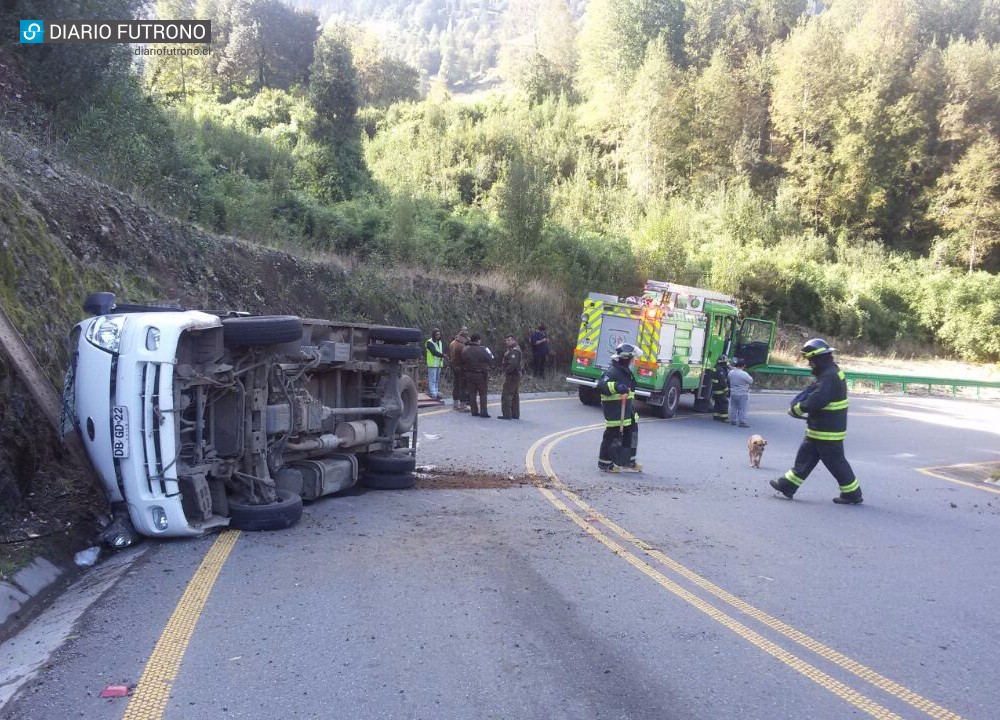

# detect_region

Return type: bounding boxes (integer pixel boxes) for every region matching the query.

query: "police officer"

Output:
[597,343,642,473]
[770,338,864,505]
[424,328,446,401]
[448,329,470,412]
[711,354,730,423]
[461,333,494,418]
[498,334,522,420]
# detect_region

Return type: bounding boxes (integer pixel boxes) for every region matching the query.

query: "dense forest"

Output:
[4,0,1000,360]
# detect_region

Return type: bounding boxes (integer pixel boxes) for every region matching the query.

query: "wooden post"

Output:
[0,303,103,491]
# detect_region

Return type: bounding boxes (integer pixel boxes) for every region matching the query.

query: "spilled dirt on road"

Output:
[414,468,547,490]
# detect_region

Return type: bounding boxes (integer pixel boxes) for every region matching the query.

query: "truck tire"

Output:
[222,316,303,347]
[397,374,418,433]
[228,489,303,531]
[362,470,416,490]
[655,376,682,419]
[369,326,422,344]
[368,343,422,361]
[578,386,600,406]
[367,450,417,474]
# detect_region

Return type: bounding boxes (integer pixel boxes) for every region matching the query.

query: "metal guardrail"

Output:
[757,364,1000,400]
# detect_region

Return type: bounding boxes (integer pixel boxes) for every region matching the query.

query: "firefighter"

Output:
[597,342,642,473]
[770,338,864,505]
[498,334,522,420]
[711,355,730,422]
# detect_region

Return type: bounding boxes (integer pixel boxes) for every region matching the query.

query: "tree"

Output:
[938,39,1000,159]
[489,148,551,281]
[216,0,318,95]
[4,0,143,112]
[147,0,216,99]
[499,0,577,98]
[929,137,1000,272]
[621,39,695,197]
[343,27,421,107]
[301,26,368,201]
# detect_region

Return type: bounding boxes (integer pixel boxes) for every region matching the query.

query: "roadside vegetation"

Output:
[6,0,1000,373]
[5,0,1000,362]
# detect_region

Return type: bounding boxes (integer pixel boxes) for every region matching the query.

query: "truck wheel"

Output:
[397,375,418,433]
[362,470,416,490]
[367,450,417,474]
[222,316,303,347]
[369,326,422,344]
[228,489,303,531]
[368,343,422,361]
[656,376,682,419]
[578,386,600,406]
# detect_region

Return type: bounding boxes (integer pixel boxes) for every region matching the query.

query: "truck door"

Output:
[596,314,641,369]
[708,314,734,364]
[734,318,775,368]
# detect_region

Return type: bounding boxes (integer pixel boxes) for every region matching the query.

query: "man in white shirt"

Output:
[728,358,754,427]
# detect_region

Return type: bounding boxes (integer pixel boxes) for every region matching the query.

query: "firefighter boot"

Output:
[833,491,864,505]
[769,477,796,500]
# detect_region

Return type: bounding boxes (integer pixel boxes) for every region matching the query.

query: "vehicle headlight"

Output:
[85,315,127,353]
[145,327,161,351]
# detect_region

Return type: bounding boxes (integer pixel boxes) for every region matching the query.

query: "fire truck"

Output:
[566,281,775,417]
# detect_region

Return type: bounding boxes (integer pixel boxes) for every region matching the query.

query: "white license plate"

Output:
[112,406,130,458]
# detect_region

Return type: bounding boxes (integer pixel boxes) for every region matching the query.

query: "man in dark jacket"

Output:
[498,334,522,420]
[461,334,494,417]
[597,343,642,473]
[448,329,470,412]
[770,338,863,505]
[711,355,730,422]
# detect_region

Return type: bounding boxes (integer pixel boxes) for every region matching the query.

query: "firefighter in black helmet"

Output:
[770,338,864,505]
[596,342,642,473]
[711,354,731,422]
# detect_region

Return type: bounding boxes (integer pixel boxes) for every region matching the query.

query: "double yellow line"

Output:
[526,423,964,720]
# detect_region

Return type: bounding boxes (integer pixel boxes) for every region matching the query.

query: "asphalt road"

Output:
[2,390,999,720]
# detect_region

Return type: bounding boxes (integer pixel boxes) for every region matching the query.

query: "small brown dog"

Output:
[748,434,767,468]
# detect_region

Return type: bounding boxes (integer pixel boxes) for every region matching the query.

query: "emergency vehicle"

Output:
[566,281,775,417]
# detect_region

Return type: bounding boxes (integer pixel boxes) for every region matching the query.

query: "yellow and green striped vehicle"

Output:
[566,281,775,418]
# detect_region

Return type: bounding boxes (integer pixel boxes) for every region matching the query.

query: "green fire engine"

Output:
[566,281,775,417]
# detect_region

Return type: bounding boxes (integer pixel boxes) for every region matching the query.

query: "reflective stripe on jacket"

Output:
[790,361,848,441]
[597,363,638,427]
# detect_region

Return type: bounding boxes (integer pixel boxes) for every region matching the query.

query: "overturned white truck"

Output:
[65,292,420,546]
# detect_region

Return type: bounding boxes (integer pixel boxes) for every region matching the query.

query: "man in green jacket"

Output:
[424,328,446,401]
